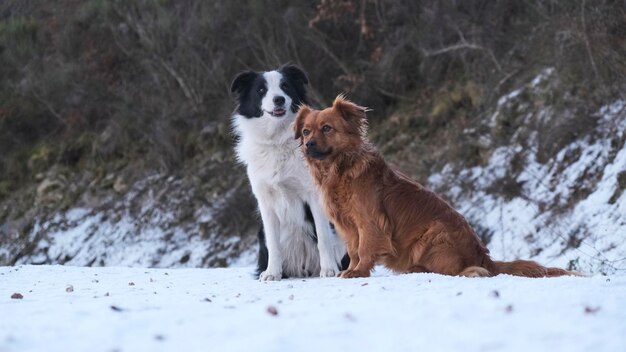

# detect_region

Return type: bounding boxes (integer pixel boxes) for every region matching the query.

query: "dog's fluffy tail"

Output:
[491,260,582,278]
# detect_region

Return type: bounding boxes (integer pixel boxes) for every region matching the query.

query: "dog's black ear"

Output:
[279,64,309,86]
[332,94,369,136]
[230,71,258,95]
[280,64,309,110]
[294,105,311,140]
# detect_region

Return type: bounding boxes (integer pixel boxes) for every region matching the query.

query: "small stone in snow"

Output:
[288,294,294,300]
[505,305,514,313]
[110,305,124,312]
[154,334,165,341]
[104,292,110,297]
[491,290,500,298]
[361,283,369,286]
[66,285,74,293]
[456,292,463,296]
[128,282,135,286]
[267,305,278,316]
[11,293,23,299]
[584,306,601,314]
[204,298,212,302]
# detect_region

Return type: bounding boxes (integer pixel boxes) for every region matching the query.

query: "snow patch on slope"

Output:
[429,98,626,274]
[17,174,257,268]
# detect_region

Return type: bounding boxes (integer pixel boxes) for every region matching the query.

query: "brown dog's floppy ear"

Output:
[294,105,311,140]
[332,94,369,136]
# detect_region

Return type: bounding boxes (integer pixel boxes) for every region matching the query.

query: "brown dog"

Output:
[294,95,579,278]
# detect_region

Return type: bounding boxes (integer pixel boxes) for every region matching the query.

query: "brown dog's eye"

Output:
[302,129,310,136]
[321,125,332,133]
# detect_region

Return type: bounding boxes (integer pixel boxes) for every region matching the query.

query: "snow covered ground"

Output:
[2,265,625,352]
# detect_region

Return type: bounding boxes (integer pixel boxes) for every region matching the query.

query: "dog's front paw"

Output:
[319,267,339,278]
[338,269,370,279]
[259,271,282,282]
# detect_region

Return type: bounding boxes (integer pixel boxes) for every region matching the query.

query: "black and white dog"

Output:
[230,64,348,281]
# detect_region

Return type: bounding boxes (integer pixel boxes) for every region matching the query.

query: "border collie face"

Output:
[230,64,309,120]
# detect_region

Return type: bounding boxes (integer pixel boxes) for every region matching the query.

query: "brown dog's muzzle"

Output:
[305,140,332,160]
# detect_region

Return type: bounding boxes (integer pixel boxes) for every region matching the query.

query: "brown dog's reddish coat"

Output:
[295,95,579,278]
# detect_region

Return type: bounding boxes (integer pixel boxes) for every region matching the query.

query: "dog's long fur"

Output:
[294,95,580,278]
[230,65,347,281]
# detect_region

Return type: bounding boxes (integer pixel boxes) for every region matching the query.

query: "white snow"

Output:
[429,99,626,275]
[1,265,624,352]
[13,170,256,269]
[29,209,216,268]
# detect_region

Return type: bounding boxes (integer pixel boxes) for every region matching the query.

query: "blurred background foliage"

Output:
[0,0,624,211]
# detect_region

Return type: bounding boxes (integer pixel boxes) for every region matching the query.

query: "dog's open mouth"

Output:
[266,108,286,117]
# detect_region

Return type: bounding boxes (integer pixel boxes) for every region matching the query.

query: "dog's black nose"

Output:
[273,96,285,106]
[306,140,316,148]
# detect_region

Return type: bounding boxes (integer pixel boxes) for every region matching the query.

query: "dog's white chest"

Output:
[238,139,302,178]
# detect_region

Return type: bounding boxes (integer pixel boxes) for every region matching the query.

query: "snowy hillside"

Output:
[2,169,258,269]
[428,71,626,275]
[1,265,625,352]
[6,69,624,276]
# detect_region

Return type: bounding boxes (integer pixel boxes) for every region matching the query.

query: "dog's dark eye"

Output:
[258,87,266,95]
[302,129,310,136]
[280,82,288,90]
[321,125,332,133]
